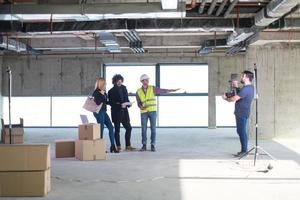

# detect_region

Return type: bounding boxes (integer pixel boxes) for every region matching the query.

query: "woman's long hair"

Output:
[95,77,106,91]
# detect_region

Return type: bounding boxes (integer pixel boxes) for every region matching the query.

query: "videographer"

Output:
[222,71,255,157]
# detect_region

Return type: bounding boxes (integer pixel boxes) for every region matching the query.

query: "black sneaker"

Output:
[234,151,246,157]
[151,145,156,152]
[139,145,146,151]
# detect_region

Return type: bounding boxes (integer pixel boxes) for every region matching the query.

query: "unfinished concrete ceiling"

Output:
[0,0,299,55]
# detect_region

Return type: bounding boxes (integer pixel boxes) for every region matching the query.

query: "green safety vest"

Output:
[137,85,157,113]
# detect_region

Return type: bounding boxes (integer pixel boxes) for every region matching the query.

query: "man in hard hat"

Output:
[136,74,179,152]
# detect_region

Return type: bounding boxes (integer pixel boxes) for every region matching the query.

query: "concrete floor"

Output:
[2,128,300,200]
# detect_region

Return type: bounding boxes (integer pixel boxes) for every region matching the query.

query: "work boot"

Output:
[125,146,136,151]
[139,145,146,151]
[151,145,156,152]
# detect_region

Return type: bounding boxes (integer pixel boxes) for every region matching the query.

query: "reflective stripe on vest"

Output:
[137,85,157,113]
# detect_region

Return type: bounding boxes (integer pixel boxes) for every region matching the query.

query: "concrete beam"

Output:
[27,35,226,48]
[250,31,300,45]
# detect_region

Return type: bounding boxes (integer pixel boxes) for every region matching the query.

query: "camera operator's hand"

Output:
[222,93,227,100]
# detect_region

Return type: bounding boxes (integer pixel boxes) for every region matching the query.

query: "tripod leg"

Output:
[254,146,258,166]
[257,146,276,161]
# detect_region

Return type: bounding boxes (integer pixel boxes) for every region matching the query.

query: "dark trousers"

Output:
[114,121,132,147]
[235,116,249,152]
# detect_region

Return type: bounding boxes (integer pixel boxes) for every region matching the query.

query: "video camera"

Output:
[225,73,240,98]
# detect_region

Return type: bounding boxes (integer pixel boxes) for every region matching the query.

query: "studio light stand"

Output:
[6,67,12,144]
[238,64,276,166]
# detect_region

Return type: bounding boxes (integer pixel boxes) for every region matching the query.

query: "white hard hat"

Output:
[140,74,150,81]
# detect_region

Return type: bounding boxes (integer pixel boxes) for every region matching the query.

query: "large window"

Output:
[105,64,156,94]
[52,97,96,126]
[105,64,156,126]
[105,63,208,127]
[2,97,51,126]
[158,96,208,126]
[216,96,235,126]
[160,64,208,93]
[2,96,96,127]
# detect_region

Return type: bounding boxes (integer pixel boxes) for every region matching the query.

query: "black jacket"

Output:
[108,85,130,123]
[92,89,108,112]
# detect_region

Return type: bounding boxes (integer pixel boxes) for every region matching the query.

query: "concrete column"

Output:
[206,57,219,129]
[273,45,300,137]
[246,46,276,139]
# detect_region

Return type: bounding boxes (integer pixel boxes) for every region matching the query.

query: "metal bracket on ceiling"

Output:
[80,0,87,15]
[123,30,145,54]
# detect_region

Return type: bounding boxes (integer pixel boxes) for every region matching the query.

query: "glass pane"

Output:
[52,97,97,126]
[158,96,208,126]
[2,97,51,126]
[216,96,235,126]
[160,64,208,93]
[105,65,156,94]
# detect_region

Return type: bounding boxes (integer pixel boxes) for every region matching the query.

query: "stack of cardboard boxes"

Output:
[55,123,106,161]
[0,144,51,197]
[76,123,106,161]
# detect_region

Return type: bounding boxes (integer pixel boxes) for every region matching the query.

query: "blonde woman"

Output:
[93,77,119,153]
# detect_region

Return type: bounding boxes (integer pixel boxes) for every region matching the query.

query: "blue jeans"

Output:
[141,111,157,145]
[93,111,115,146]
[235,116,249,152]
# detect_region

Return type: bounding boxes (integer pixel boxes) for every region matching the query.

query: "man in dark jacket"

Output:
[108,74,135,151]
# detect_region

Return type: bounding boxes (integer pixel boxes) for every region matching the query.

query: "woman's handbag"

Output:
[82,96,103,113]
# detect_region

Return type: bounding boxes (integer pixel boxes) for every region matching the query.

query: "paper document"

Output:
[121,101,135,108]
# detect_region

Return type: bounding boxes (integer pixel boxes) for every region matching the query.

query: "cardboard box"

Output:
[2,127,24,144]
[55,140,75,158]
[75,139,106,161]
[0,169,51,197]
[0,144,50,171]
[3,128,24,144]
[78,124,100,140]
[1,118,24,144]
[4,134,23,144]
